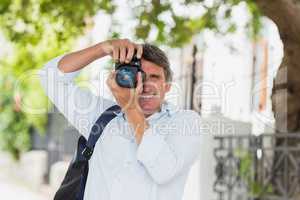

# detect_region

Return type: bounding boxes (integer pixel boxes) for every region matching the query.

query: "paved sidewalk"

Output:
[0,151,54,200]
[0,176,52,200]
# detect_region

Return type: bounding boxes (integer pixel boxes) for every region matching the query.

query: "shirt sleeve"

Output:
[38,54,115,138]
[136,110,203,185]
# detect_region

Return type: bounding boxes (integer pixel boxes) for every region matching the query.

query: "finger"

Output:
[136,72,143,94]
[136,44,143,59]
[119,46,126,63]
[125,44,135,63]
[106,72,113,86]
[113,47,120,63]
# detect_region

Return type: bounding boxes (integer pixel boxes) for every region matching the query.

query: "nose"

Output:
[143,80,159,94]
[143,82,151,93]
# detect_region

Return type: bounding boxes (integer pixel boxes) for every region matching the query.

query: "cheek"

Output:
[156,81,166,93]
[158,83,169,98]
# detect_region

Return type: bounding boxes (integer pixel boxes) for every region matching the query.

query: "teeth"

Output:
[140,95,157,99]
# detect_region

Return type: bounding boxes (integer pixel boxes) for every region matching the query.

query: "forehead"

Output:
[141,59,164,75]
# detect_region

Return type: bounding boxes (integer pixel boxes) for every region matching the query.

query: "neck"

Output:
[142,106,162,119]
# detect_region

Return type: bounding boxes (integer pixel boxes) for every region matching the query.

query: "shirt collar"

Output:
[116,101,177,121]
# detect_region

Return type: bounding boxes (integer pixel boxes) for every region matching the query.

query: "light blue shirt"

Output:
[39,55,203,200]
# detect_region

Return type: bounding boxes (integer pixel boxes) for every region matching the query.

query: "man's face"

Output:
[138,59,171,117]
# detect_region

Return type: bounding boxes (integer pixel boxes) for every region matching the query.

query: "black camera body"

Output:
[115,55,146,88]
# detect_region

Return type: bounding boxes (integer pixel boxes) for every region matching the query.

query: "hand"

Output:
[107,70,149,144]
[106,70,143,112]
[100,39,143,63]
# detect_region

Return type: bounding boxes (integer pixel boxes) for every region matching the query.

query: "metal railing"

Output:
[214,133,300,200]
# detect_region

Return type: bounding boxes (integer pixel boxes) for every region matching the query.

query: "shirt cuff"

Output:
[136,127,167,167]
[43,54,80,83]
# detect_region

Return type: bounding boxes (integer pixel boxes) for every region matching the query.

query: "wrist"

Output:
[124,108,149,144]
[125,108,146,128]
[93,41,111,59]
[124,107,144,120]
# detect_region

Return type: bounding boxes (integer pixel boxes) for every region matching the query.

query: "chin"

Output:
[141,105,156,113]
[142,110,155,117]
[140,101,160,115]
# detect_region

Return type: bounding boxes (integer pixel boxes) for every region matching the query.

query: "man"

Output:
[39,39,203,200]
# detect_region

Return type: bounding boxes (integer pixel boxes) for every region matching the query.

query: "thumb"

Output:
[136,72,143,94]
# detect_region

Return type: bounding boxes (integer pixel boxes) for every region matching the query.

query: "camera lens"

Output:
[116,67,137,88]
[114,53,142,88]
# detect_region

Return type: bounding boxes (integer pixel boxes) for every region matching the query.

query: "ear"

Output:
[164,83,171,93]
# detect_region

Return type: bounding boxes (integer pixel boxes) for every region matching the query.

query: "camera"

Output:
[115,54,146,88]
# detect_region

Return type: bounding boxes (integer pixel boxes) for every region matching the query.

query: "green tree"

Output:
[0,0,115,159]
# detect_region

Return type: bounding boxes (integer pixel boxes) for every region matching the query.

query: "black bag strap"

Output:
[81,104,121,160]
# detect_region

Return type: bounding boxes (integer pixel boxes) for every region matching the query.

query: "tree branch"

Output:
[255,0,300,42]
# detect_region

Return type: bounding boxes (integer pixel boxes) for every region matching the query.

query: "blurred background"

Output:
[0,0,299,200]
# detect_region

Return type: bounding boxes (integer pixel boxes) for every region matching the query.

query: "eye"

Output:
[149,74,161,80]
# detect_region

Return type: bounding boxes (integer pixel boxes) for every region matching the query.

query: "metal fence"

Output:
[214,133,300,200]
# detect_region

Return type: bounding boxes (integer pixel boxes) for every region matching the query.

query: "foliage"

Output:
[0,75,30,160]
[133,0,262,47]
[234,149,273,198]
[0,0,115,159]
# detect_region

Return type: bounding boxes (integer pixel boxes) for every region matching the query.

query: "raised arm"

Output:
[39,39,143,138]
[57,41,109,73]
[58,39,142,73]
[38,56,113,138]
[39,39,140,138]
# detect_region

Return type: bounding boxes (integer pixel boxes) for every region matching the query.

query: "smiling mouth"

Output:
[139,93,159,99]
